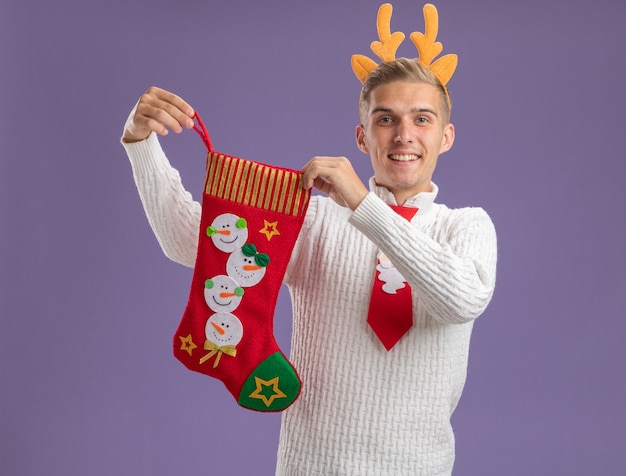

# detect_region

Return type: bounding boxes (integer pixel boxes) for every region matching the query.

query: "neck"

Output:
[392,184,432,206]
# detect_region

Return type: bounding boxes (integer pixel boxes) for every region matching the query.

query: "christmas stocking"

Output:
[173,113,310,412]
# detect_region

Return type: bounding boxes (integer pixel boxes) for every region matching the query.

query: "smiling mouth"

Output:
[388,154,421,162]
[210,333,231,344]
[212,296,232,307]
[219,236,239,244]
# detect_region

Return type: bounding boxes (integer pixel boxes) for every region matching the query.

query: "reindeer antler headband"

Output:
[351,3,457,107]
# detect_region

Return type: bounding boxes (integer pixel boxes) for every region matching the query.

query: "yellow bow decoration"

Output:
[200,340,237,368]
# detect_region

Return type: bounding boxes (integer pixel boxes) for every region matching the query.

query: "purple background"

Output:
[2,0,625,474]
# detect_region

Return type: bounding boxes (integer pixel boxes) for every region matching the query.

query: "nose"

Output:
[394,120,414,144]
[211,321,226,335]
[217,229,231,235]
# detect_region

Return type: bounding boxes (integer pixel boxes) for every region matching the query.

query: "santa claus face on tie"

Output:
[376,250,407,294]
[204,275,244,313]
[207,213,248,253]
[205,312,244,347]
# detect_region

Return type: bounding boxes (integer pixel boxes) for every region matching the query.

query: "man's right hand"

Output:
[121,86,196,143]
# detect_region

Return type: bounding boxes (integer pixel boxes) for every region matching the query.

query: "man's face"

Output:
[356,81,455,205]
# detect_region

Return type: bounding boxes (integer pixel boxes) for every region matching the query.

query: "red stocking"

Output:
[173,114,311,411]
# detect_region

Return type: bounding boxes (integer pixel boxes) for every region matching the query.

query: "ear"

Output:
[355,124,369,154]
[439,122,455,155]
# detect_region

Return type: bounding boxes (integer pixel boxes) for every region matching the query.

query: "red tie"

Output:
[367,205,418,350]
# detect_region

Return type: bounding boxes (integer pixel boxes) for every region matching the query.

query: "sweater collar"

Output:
[368,177,438,215]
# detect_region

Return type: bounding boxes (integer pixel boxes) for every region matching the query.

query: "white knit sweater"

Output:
[124,133,497,475]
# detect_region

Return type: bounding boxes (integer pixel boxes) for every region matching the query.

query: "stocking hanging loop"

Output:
[193,111,214,152]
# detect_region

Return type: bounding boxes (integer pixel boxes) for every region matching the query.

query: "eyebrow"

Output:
[370,106,438,117]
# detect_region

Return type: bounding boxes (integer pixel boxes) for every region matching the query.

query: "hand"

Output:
[122,86,195,143]
[301,156,368,210]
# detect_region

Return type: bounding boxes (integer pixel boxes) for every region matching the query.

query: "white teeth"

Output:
[389,154,420,162]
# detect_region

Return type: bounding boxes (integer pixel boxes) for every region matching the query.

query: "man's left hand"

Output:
[301,156,368,210]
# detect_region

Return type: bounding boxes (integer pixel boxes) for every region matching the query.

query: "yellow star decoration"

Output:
[248,376,287,407]
[259,220,280,241]
[179,334,197,356]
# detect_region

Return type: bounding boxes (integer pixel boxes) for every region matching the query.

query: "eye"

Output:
[416,116,429,124]
[376,116,393,125]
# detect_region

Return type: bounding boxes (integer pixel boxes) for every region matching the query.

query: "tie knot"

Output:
[390,205,419,221]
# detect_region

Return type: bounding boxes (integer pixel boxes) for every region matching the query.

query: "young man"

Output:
[122,58,497,474]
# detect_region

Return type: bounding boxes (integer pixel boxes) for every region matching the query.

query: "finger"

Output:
[302,164,330,190]
[301,159,321,190]
[301,170,316,190]
[145,86,195,118]
[313,177,331,194]
[136,88,195,133]
[135,104,181,134]
[138,98,194,133]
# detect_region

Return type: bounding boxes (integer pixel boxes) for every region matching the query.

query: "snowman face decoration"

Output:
[205,312,244,347]
[204,275,244,313]
[226,243,269,287]
[206,213,248,253]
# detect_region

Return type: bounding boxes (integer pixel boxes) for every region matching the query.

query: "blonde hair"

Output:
[358,58,451,125]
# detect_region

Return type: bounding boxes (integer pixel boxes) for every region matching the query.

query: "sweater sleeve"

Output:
[349,192,497,325]
[122,133,201,268]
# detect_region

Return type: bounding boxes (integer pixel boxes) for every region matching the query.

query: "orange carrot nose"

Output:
[217,229,231,235]
[211,321,226,335]
[219,292,236,298]
[243,265,261,271]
